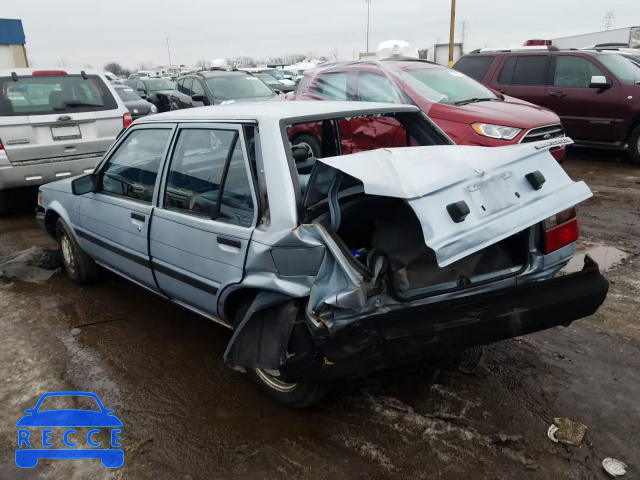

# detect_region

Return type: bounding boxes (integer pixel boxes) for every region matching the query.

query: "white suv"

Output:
[0,68,131,213]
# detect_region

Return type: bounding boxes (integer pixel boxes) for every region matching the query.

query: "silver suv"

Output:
[0,69,131,213]
[35,101,608,407]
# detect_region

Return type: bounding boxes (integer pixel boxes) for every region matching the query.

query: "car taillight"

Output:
[0,138,3,150]
[188,194,196,211]
[544,208,579,254]
[32,70,67,76]
[123,113,133,128]
[524,39,551,46]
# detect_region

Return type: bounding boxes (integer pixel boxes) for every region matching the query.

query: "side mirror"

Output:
[589,75,610,89]
[191,94,205,102]
[72,173,98,195]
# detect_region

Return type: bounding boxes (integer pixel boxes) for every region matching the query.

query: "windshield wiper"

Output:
[454,97,501,106]
[54,100,103,110]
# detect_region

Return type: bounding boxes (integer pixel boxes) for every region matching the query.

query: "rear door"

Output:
[150,123,257,320]
[77,125,175,291]
[0,73,122,164]
[490,54,550,105]
[544,54,622,141]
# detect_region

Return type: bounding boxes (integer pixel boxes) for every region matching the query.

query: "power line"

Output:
[601,11,615,31]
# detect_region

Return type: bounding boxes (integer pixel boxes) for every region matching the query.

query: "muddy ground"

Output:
[0,149,638,479]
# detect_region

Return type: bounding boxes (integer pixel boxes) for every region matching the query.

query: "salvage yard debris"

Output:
[602,457,628,477]
[547,417,587,446]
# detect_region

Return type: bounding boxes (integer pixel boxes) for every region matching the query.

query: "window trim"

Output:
[95,123,177,207]
[157,122,259,229]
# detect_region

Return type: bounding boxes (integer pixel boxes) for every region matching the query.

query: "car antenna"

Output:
[81,70,88,79]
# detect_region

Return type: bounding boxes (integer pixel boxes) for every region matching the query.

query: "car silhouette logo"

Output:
[15,391,123,468]
[543,133,552,140]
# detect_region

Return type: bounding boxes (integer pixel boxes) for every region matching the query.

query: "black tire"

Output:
[629,125,640,165]
[292,134,321,158]
[0,191,9,216]
[236,304,331,408]
[56,218,98,284]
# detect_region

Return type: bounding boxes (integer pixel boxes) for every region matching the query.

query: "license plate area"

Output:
[51,125,81,140]
[467,172,519,218]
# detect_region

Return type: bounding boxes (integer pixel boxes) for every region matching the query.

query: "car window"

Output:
[553,56,604,88]
[176,79,185,94]
[453,56,495,81]
[37,395,101,412]
[311,72,349,100]
[182,78,193,96]
[398,67,496,105]
[192,79,205,96]
[597,53,640,83]
[357,72,401,103]
[100,129,171,204]
[0,74,118,116]
[499,56,547,85]
[164,129,254,227]
[142,78,175,91]
[204,76,274,101]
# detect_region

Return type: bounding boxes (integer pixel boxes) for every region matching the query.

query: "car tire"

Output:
[56,218,98,285]
[0,191,9,215]
[235,303,330,408]
[292,134,321,158]
[629,125,640,165]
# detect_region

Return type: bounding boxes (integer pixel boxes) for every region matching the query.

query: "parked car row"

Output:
[454,46,640,164]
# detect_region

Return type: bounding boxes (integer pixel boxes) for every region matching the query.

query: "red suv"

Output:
[292,59,566,161]
[454,47,640,164]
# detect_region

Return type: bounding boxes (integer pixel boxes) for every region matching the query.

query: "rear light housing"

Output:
[123,113,133,128]
[0,137,3,150]
[543,208,579,254]
[32,70,67,76]
[524,39,552,46]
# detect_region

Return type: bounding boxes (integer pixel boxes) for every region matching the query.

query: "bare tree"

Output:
[196,58,210,70]
[417,49,429,60]
[104,61,127,76]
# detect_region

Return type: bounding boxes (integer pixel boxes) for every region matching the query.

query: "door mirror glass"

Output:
[589,75,610,88]
[72,173,97,195]
[191,94,205,102]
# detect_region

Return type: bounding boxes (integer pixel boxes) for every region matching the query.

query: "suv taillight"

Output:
[543,208,578,254]
[123,113,133,128]
[32,70,67,76]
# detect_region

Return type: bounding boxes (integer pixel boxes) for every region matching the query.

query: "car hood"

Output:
[306,137,590,267]
[429,97,560,129]
[16,410,123,427]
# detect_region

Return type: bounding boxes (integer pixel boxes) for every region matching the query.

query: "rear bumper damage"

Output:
[280,256,608,382]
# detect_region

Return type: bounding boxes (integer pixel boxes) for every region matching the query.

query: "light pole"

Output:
[365,0,371,54]
[166,37,172,66]
[448,0,456,67]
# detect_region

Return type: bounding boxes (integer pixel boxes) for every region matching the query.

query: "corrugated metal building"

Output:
[0,18,28,68]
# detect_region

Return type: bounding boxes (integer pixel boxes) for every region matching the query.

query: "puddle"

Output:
[563,245,628,274]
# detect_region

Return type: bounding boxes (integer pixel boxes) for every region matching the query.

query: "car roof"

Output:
[0,68,106,76]
[309,59,441,73]
[137,101,420,123]
[187,70,252,78]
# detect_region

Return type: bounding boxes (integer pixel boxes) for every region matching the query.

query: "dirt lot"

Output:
[1,150,638,479]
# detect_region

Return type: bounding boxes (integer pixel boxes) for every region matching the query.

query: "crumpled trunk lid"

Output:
[311,138,589,267]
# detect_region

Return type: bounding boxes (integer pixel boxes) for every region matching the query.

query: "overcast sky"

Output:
[4,0,639,69]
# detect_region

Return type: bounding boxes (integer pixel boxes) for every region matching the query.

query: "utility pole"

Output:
[166,37,172,66]
[448,0,456,67]
[365,0,372,53]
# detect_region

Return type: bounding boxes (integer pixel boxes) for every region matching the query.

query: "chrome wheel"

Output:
[254,368,298,393]
[61,233,75,274]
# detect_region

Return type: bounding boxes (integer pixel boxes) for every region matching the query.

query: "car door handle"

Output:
[131,212,145,222]
[548,91,566,97]
[217,236,241,249]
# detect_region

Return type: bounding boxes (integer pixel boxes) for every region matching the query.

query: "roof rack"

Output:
[471,46,559,54]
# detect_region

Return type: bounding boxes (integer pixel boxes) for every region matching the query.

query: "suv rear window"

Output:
[498,56,548,85]
[0,74,118,116]
[453,56,495,81]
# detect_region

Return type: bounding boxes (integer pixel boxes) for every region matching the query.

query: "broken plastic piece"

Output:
[446,201,470,223]
[525,170,546,190]
[547,417,587,446]
[602,458,627,477]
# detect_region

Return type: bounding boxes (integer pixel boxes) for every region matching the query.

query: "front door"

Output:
[77,125,174,291]
[544,55,622,142]
[150,124,257,320]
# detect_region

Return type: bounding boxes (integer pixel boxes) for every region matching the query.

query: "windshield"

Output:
[0,74,117,116]
[399,67,499,105]
[205,76,274,100]
[262,69,284,80]
[598,53,640,83]
[256,74,280,86]
[116,87,142,101]
[143,78,175,91]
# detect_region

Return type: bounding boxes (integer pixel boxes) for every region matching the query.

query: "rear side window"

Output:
[356,72,401,103]
[453,56,495,81]
[0,74,118,116]
[498,56,548,85]
[100,129,172,204]
[164,129,254,227]
[310,72,349,100]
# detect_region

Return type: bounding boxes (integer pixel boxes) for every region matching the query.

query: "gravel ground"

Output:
[0,150,638,479]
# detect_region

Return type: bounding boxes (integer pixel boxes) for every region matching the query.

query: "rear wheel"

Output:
[0,191,9,215]
[629,126,640,165]
[56,218,98,284]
